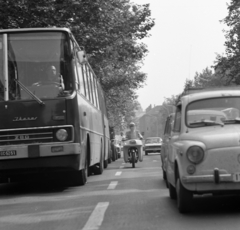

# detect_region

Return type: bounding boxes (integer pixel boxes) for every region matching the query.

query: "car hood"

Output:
[181,125,240,149]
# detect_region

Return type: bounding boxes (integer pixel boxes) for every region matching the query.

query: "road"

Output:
[1,153,240,230]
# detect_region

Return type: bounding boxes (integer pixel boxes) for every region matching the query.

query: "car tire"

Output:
[176,177,192,213]
[168,181,177,200]
[145,151,148,155]
[104,159,108,169]
[108,156,112,164]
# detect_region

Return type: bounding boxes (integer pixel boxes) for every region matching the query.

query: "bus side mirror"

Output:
[77,50,87,64]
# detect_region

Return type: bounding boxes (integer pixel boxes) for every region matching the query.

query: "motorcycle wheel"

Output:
[131,151,135,168]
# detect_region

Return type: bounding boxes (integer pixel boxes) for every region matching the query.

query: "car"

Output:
[161,113,175,182]
[143,137,162,155]
[165,87,240,213]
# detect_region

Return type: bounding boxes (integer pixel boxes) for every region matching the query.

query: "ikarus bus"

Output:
[0,28,111,186]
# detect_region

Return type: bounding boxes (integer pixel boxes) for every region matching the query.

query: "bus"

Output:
[0,27,111,186]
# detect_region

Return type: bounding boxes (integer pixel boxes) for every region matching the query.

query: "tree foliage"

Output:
[0,0,155,130]
[214,0,240,85]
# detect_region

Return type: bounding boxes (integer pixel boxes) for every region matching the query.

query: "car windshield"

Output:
[145,138,161,144]
[186,97,240,128]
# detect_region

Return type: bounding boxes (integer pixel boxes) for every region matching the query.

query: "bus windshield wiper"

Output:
[14,79,45,105]
[190,119,224,127]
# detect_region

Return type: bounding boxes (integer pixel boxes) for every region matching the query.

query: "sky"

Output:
[133,0,230,110]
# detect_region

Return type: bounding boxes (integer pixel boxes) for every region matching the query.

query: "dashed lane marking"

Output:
[82,202,109,230]
[119,166,124,169]
[115,171,122,176]
[107,181,118,190]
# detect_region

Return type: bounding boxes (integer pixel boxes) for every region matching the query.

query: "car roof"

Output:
[181,87,240,104]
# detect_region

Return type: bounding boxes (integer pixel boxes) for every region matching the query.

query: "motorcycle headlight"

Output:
[56,129,68,141]
[186,146,204,164]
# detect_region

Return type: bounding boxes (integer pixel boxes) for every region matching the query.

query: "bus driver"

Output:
[33,65,65,90]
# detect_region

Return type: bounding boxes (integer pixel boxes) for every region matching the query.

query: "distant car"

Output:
[166,87,240,213]
[144,137,162,155]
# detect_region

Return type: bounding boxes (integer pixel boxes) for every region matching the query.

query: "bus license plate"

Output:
[0,150,17,157]
[233,173,240,182]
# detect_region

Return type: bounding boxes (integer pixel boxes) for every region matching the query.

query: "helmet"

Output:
[129,122,135,127]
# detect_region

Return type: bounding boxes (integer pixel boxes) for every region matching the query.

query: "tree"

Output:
[0,0,155,129]
[214,0,240,85]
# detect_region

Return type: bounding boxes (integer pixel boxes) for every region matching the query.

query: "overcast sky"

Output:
[133,0,230,110]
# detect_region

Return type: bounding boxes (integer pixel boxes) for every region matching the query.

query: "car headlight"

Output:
[56,129,68,141]
[186,146,204,164]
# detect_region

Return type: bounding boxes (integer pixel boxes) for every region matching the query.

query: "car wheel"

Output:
[108,156,112,164]
[168,181,177,200]
[145,151,148,155]
[176,177,192,213]
[104,159,108,169]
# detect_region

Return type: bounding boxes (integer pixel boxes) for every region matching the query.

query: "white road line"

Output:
[122,163,125,164]
[115,171,122,176]
[82,202,109,230]
[119,166,124,169]
[107,181,118,190]
[153,160,157,162]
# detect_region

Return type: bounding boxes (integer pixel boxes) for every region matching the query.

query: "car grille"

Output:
[0,126,73,145]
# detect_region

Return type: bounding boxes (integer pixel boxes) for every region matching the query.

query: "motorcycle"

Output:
[123,139,143,168]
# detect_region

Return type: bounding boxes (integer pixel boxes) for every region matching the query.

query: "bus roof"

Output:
[0,27,71,34]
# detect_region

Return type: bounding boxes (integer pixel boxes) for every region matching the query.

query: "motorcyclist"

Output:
[124,122,143,160]
[125,122,143,140]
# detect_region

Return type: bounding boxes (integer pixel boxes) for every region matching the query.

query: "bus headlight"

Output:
[186,146,204,164]
[56,129,68,141]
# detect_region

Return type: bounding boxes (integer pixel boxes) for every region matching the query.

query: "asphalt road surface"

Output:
[1,153,240,230]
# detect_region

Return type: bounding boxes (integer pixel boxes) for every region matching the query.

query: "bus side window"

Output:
[94,78,100,109]
[76,57,86,95]
[88,69,95,105]
[79,64,86,96]
[74,58,80,91]
[85,65,93,104]
[82,64,90,101]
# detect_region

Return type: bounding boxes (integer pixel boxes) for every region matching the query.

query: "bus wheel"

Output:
[78,154,89,185]
[94,149,104,175]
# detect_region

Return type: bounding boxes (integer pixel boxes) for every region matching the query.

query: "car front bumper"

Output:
[182,167,236,184]
[144,146,161,152]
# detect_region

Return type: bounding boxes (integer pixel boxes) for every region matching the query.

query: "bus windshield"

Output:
[0,32,73,101]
